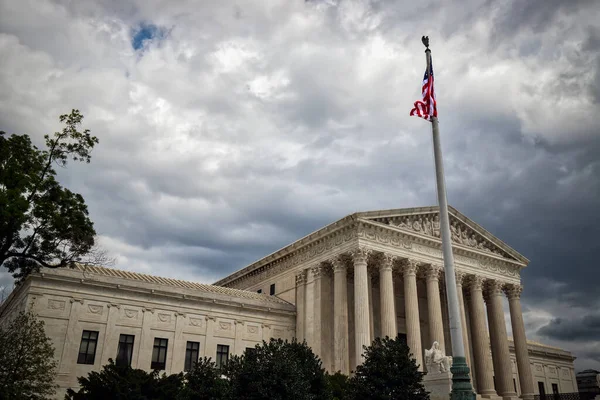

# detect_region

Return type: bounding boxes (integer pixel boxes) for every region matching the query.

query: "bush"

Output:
[347,336,429,400]
[224,339,331,400]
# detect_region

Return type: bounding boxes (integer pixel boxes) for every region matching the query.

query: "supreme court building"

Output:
[0,206,577,398]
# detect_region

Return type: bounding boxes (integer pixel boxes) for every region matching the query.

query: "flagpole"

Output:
[423,39,475,399]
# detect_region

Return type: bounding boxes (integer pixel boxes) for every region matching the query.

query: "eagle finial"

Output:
[422,36,429,49]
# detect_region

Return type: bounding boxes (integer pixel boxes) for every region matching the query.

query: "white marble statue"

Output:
[424,341,452,373]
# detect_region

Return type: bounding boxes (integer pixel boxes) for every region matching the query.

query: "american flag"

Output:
[410,57,437,121]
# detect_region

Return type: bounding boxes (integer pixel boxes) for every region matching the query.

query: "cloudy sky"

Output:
[1,0,599,371]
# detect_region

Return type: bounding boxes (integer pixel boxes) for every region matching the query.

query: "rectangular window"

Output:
[270,284,275,295]
[245,347,257,357]
[151,338,169,370]
[216,344,229,368]
[397,333,407,345]
[116,334,135,367]
[77,330,99,365]
[538,382,546,400]
[184,341,200,371]
[552,384,559,396]
[513,378,517,394]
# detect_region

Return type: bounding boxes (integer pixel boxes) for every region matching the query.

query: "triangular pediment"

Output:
[356,206,528,265]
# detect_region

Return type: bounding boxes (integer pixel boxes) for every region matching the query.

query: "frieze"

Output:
[247,325,259,334]
[124,309,139,319]
[189,318,203,327]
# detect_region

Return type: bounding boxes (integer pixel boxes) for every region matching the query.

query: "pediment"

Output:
[356,206,528,265]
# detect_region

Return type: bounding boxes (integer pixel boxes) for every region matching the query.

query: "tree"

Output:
[178,357,230,400]
[347,336,429,400]
[326,372,349,400]
[65,360,185,400]
[224,339,331,400]
[0,311,58,399]
[0,110,105,280]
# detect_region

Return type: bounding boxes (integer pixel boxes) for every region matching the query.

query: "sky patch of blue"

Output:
[131,23,166,51]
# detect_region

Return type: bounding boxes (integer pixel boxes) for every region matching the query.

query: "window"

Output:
[270,284,275,295]
[397,333,407,345]
[538,382,546,400]
[116,334,135,367]
[184,341,200,371]
[216,344,229,368]
[257,289,262,294]
[151,338,169,370]
[245,347,257,357]
[552,384,559,396]
[77,330,99,365]
[513,378,517,394]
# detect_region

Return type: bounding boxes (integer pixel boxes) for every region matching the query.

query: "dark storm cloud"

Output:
[538,314,600,341]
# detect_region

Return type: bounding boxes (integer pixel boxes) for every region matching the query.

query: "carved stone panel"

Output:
[48,299,66,310]
[124,309,139,319]
[87,304,104,315]
[157,313,172,323]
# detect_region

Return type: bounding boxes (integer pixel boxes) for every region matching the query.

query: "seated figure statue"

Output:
[424,341,452,373]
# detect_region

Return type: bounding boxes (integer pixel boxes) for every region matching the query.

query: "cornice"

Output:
[215,206,528,289]
[30,273,296,316]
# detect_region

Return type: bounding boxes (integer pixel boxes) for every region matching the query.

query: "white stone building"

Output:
[0,206,578,399]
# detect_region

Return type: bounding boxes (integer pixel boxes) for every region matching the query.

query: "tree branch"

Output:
[4,252,68,269]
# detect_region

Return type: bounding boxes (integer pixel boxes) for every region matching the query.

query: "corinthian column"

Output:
[311,264,324,358]
[352,247,371,364]
[403,259,423,370]
[455,271,471,372]
[425,264,445,352]
[379,254,397,338]
[485,280,517,399]
[505,284,534,400]
[295,271,307,342]
[332,257,350,374]
[468,275,496,397]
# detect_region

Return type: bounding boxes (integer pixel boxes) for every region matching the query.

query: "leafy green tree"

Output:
[0,110,104,280]
[0,311,58,399]
[224,339,331,400]
[326,371,349,400]
[65,360,185,400]
[178,357,230,400]
[347,336,429,400]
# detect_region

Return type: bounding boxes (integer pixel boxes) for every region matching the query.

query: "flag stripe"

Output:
[410,56,437,121]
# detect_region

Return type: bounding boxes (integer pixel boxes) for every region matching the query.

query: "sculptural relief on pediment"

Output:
[376,213,511,259]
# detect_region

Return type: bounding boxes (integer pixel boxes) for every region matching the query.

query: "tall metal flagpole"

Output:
[422,38,475,400]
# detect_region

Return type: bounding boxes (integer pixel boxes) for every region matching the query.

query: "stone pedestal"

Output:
[423,370,453,400]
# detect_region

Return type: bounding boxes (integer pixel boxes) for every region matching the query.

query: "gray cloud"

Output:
[538,314,600,341]
[1,0,599,370]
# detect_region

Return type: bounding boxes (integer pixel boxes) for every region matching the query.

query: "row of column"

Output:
[295,249,534,400]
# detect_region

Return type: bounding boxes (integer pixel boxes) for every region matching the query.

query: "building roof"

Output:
[31,264,293,307]
[215,205,529,287]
